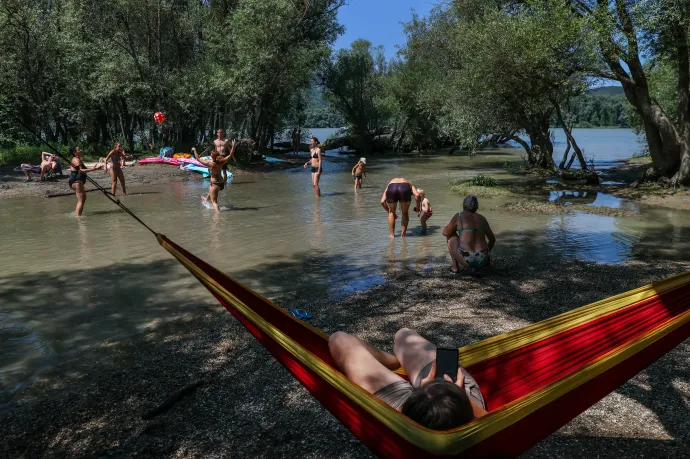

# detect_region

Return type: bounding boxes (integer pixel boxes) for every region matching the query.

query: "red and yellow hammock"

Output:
[158,234,690,458]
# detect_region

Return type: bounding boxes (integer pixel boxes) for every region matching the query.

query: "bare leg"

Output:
[400,201,411,237]
[329,332,402,394]
[40,164,47,181]
[73,182,86,216]
[420,214,429,234]
[210,184,220,213]
[393,328,436,387]
[116,168,126,194]
[447,236,469,272]
[223,168,228,183]
[109,168,117,194]
[23,170,32,181]
[387,201,397,238]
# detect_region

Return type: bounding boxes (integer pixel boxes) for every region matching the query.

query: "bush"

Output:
[468,173,498,187]
[0,145,44,165]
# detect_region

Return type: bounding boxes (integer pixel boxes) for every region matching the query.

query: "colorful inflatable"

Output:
[138,157,181,166]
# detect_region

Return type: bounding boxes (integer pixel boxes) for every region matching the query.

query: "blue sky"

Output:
[333,0,437,59]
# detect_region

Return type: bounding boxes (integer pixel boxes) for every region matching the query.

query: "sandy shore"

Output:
[0,156,304,200]
[2,252,688,458]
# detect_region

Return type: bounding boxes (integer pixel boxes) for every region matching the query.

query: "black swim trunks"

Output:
[354,175,362,180]
[385,182,412,203]
[211,181,225,191]
[311,166,320,173]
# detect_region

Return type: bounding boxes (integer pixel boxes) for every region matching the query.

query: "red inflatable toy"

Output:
[153,111,166,124]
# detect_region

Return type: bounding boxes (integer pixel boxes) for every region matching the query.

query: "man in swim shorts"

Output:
[329,328,487,430]
[380,178,421,238]
[214,129,236,183]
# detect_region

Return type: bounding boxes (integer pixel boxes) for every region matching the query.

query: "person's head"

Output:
[210,150,220,160]
[114,142,122,151]
[70,146,81,157]
[418,189,426,199]
[463,196,479,213]
[310,136,319,147]
[217,129,225,139]
[402,379,474,430]
[359,157,366,165]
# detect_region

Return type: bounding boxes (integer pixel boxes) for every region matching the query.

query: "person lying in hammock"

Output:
[329,328,487,430]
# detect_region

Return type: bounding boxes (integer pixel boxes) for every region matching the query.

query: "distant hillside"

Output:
[589,86,625,96]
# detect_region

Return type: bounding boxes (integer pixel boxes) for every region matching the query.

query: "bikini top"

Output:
[457,212,486,233]
[312,152,319,159]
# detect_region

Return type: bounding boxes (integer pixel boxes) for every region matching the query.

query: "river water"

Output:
[2,129,690,403]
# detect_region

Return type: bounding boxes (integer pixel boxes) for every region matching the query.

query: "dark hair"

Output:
[401,380,474,430]
[311,136,319,144]
[69,146,77,155]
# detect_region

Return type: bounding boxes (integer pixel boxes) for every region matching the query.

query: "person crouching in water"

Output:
[352,157,367,190]
[417,189,432,234]
[193,140,236,212]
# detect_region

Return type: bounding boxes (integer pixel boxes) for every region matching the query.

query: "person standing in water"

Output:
[68,147,103,216]
[303,136,323,197]
[417,189,432,234]
[103,143,127,195]
[193,140,236,213]
[351,157,367,190]
[380,178,421,238]
[214,129,236,184]
[291,127,301,155]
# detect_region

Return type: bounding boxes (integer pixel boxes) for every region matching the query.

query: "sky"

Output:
[333,0,437,59]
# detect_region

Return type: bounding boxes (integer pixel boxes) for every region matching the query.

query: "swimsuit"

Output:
[456,213,490,270]
[354,174,362,180]
[374,361,486,411]
[211,173,225,191]
[68,169,87,188]
[385,182,412,203]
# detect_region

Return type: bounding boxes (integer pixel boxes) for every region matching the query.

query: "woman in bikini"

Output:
[193,140,236,213]
[104,143,127,195]
[442,195,496,273]
[303,136,322,197]
[68,147,103,216]
[380,178,421,238]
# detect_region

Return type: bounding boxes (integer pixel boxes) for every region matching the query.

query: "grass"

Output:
[504,200,637,217]
[450,174,512,197]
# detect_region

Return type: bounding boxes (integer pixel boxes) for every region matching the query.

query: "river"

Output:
[2,128,690,403]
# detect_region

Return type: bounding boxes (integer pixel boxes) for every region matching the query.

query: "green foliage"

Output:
[320,39,390,152]
[0,0,345,160]
[567,93,629,128]
[302,107,345,128]
[468,174,498,187]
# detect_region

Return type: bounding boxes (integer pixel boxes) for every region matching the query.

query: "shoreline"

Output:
[2,254,688,458]
[0,157,304,201]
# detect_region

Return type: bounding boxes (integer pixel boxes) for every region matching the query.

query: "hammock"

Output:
[157,234,690,458]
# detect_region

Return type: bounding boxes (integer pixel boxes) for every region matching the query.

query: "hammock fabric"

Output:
[157,234,690,458]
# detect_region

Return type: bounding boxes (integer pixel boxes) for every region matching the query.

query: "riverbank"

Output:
[2,253,688,458]
[0,157,304,200]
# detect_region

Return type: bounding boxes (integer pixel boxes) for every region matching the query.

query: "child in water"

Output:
[351,157,367,190]
[417,189,432,234]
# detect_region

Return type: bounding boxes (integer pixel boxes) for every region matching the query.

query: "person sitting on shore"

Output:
[39,152,59,181]
[443,196,496,273]
[417,189,432,234]
[329,328,487,430]
[380,178,421,238]
[352,158,367,190]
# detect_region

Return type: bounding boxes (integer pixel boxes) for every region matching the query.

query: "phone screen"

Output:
[435,347,459,382]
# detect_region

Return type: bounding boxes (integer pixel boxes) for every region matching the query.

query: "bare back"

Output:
[456,211,489,252]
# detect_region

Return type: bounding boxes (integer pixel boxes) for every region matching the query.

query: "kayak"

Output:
[139,157,181,166]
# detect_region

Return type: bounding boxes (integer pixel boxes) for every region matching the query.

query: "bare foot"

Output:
[450,266,459,273]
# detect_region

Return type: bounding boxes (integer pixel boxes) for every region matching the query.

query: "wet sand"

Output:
[2,253,688,458]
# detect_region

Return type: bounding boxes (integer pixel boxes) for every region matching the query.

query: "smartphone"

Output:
[436,347,459,382]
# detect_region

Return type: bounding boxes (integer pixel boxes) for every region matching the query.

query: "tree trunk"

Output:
[553,102,587,170]
[559,137,572,169]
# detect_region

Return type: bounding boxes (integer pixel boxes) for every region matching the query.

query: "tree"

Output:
[572,0,690,184]
[319,39,389,153]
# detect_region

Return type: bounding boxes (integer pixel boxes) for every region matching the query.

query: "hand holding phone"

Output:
[435,347,459,383]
